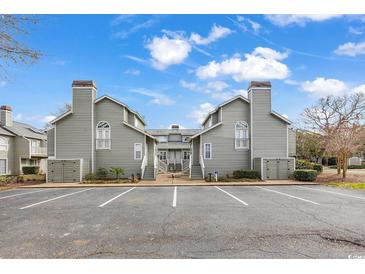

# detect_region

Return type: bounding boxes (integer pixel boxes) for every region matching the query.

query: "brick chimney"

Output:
[0,105,13,127]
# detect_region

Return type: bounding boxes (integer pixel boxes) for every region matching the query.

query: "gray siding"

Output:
[250,89,287,161]
[288,128,296,157]
[201,99,251,176]
[212,112,218,125]
[192,138,200,165]
[47,128,55,157]
[253,158,261,177]
[55,86,96,175]
[169,134,182,142]
[95,99,145,178]
[14,136,30,174]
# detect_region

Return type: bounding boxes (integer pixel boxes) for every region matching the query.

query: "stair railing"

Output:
[141,154,147,179]
[189,156,192,179]
[199,154,205,179]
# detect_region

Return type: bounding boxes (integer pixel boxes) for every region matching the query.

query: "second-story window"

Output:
[0,137,8,151]
[235,121,249,149]
[183,151,190,160]
[96,121,111,149]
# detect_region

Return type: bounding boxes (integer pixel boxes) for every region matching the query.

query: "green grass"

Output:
[326,182,365,190]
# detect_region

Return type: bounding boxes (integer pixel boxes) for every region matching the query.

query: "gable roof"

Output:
[95,95,146,125]
[202,95,250,125]
[0,126,15,137]
[50,94,146,126]
[122,121,156,140]
[1,122,46,140]
[270,111,292,124]
[190,122,223,139]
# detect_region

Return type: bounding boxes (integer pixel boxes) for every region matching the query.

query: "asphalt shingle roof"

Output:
[1,122,46,140]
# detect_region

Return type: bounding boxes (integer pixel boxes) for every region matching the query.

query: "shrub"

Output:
[348,164,365,169]
[312,164,323,173]
[109,167,125,180]
[296,160,314,170]
[84,173,96,181]
[232,169,260,179]
[328,157,337,166]
[0,175,11,186]
[96,167,108,180]
[294,169,317,181]
[22,166,40,175]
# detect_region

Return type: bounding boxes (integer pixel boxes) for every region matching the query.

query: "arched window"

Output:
[235,121,249,149]
[0,137,8,151]
[96,121,111,149]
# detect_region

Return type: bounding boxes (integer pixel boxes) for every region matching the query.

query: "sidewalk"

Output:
[20,180,318,188]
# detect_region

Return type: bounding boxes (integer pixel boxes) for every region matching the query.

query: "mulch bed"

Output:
[316,173,365,183]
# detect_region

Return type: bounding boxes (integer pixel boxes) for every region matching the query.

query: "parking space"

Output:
[0,185,364,258]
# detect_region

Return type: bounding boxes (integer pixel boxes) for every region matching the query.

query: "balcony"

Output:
[31,146,47,157]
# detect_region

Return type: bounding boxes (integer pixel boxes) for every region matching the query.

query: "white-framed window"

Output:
[235,121,249,149]
[157,136,168,143]
[134,143,142,160]
[0,159,7,175]
[204,143,212,159]
[183,151,190,160]
[0,137,8,151]
[96,121,111,149]
[159,151,167,161]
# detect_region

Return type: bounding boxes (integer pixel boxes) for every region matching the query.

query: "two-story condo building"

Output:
[47,80,296,182]
[0,106,47,175]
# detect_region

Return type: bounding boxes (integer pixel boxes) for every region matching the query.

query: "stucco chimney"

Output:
[0,105,13,127]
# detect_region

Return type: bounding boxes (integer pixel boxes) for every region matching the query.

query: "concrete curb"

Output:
[19,182,319,188]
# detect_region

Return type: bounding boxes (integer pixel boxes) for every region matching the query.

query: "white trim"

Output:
[234,121,249,150]
[190,122,222,139]
[249,91,253,169]
[0,158,8,175]
[122,121,157,140]
[134,143,143,160]
[203,143,212,160]
[54,124,57,158]
[50,110,72,124]
[201,95,250,125]
[261,157,264,180]
[96,121,111,150]
[270,111,292,124]
[247,86,271,92]
[91,92,95,173]
[80,158,83,181]
[96,95,146,125]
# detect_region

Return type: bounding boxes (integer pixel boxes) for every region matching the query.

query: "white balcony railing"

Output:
[31,146,47,155]
[141,155,147,179]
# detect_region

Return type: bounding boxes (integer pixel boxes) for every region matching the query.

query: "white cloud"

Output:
[265,15,342,27]
[190,24,233,45]
[179,80,202,92]
[123,55,147,64]
[282,114,289,119]
[111,15,136,26]
[146,35,191,70]
[353,84,365,94]
[284,79,300,86]
[211,89,247,101]
[235,16,262,34]
[14,113,56,125]
[188,102,215,124]
[41,115,56,123]
[196,47,290,82]
[349,26,365,35]
[0,80,6,87]
[301,77,348,97]
[334,41,365,57]
[113,18,159,39]
[124,69,140,76]
[207,81,229,91]
[129,88,175,106]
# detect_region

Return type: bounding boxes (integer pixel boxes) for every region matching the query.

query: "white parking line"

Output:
[297,186,365,201]
[20,188,94,209]
[256,186,320,205]
[172,186,177,208]
[0,189,49,200]
[98,187,136,208]
[215,186,248,206]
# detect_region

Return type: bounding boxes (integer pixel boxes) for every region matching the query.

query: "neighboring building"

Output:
[47,80,157,182]
[147,125,200,172]
[189,81,296,180]
[0,106,47,175]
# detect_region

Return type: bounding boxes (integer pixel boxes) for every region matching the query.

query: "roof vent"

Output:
[171,124,180,129]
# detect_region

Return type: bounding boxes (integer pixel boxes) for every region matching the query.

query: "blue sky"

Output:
[1,14,365,129]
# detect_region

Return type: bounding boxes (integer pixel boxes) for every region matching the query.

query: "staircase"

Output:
[143,166,155,180]
[191,165,203,179]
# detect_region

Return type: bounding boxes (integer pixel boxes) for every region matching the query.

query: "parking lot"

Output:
[0,185,364,258]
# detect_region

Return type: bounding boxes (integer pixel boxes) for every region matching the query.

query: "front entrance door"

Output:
[168,150,182,172]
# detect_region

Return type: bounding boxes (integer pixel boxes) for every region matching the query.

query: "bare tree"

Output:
[45,103,71,130]
[0,15,41,76]
[302,93,365,179]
